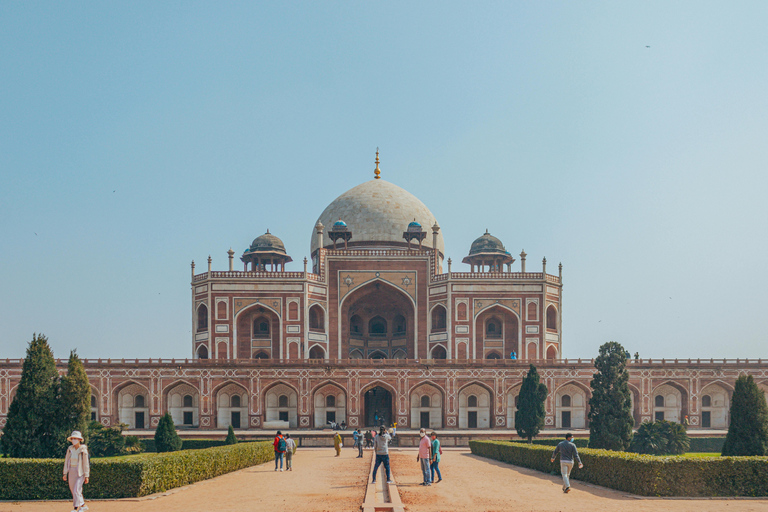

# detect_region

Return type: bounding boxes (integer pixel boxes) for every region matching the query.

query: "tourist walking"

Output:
[430,431,442,483]
[334,431,343,456]
[353,429,364,458]
[550,433,583,493]
[371,426,393,483]
[365,429,373,449]
[273,430,286,471]
[62,430,90,512]
[417,428,432,486]
[284,433,296,471]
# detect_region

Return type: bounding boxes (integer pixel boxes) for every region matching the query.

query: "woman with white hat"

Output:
[62,430,90,512]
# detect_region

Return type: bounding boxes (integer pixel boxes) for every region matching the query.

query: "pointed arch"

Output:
[233,301,283,360]
[312,380,347,428]
[339,277,418,359]
[113,380,151,429]
[409,381,445,429]
[429,303,447,333]
[458,382,492,429]
[473,303,522,361]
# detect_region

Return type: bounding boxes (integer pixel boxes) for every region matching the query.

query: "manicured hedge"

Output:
[527,438,589,448]
[469,440,768,497]
[141,438,227,452]
[689,437,725,453]
[0,441,274,500]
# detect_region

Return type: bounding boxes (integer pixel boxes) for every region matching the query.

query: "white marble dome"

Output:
[311,179,444,255]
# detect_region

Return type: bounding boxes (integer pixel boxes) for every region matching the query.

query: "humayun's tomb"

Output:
[1,153,767,435]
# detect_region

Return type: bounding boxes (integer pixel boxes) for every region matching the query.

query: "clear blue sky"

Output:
[1,2,766,360]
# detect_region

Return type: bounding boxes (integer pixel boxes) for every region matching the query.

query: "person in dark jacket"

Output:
[550,433,583,493]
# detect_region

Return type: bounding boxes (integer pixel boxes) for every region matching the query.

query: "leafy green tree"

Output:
[1,334,62,458]
[225,424,238,445]
[515,364,548,443]
[154,413,182,452]
[588,341,634,451]
[88,421,126,457]
[60,350,91,446]
[722,374,768,456]
[629,420,689,455]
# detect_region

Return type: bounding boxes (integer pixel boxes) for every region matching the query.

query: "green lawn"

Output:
[679,452,720,458]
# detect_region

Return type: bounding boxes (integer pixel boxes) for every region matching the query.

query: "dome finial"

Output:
[374,147,381,179]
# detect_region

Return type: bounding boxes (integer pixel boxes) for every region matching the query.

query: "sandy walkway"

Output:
[1,448,370,512]
[388,449,768,512]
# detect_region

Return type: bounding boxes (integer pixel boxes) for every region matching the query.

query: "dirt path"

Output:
[388,449,768,512]
[1,448,371,512]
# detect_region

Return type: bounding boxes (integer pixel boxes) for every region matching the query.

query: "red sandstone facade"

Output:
[1,170,765,432]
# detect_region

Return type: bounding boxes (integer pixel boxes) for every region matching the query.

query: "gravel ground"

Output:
[1,447,370,512]
[388,449,768,512]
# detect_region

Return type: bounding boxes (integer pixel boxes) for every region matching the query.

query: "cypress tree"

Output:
[515,364,548,443]
[154,413,182,452]
[225,424,238,445]
[722,374,768,456]
[1,334,62,458]
[588,341,634,451]
[60,350,91,446]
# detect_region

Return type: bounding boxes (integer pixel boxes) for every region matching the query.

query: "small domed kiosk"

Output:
[241,230,292,271]
[462,230,515,272]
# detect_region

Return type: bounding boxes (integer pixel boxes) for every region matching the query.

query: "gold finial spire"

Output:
[374,147,381,179]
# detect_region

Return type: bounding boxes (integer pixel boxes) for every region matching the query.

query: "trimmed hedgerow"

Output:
[0,441,274,500]
[526,438,589,448]
[141,438,228,452]
[689,437,725,453]
[469,440,768,497]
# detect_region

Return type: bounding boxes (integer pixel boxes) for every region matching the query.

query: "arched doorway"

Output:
[364,386,393,427]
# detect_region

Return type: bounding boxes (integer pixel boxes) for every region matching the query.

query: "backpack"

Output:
[277,437,287,452]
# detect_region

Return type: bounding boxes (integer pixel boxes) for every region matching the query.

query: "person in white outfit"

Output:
[62,430,90,512]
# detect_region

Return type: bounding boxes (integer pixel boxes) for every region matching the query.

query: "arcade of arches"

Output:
[63,371,768,433]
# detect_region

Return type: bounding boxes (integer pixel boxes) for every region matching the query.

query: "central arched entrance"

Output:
[341,280,415,359]
[364,386,393,427]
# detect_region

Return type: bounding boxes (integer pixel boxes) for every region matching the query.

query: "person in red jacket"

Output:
[273,431,286,471]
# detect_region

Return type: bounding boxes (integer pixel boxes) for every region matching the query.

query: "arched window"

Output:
[217,301,227,319]
[546,346,558,360]
[278,394,289,408]
[431,306,447,332]
[393,314,406,334]
[134,395,145,408]
[326,395,335,408]
[368,316,387,335]
[197,345,208,359]
[486,352,501,360]
[309,305,324,332]
[252,350,269,359]
[467,395,478,408]
[457,302,467,321]
[309,346,325,359]
[421,395,430,408]
[231,395,241,408]
[91,395,97,407]
[486,318,502,338]
[655,395,664,407]
[431,345,447,359]
[197,304,208,331]
[546,306,557,331]
[561,395,571,407]
[350,315,363,334]
[702,395,711,407]
[253,317,270,338]
[183,395,193,408]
